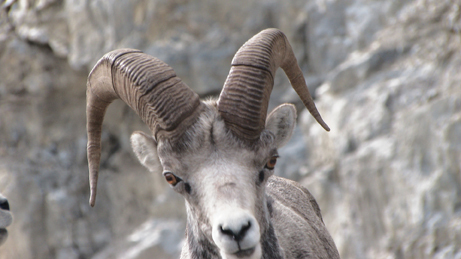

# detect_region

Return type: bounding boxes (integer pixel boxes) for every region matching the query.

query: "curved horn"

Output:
[87,49,202,207]
[217,28,329,141]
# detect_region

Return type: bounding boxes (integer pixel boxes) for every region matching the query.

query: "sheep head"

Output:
[86,28,330,258]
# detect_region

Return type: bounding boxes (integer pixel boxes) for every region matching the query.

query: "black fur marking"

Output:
[266,195,274,217]
[261,224,284,259]
[185,183,192,194]
[210,123,216,147]
[186,223,221,258]
[258,170,265,184]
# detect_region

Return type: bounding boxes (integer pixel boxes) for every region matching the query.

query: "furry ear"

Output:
[130,131,160,171]
[265,104,297,148]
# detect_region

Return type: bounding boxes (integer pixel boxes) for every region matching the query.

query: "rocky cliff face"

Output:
[300,1,461,258]
[0,0,459,258]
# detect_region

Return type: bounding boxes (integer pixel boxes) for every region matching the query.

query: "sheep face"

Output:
[130,102,296,259]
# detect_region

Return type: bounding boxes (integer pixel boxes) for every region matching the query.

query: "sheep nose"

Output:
[219,221,252,242]
[0,198,9,211]
[212,209,260,254]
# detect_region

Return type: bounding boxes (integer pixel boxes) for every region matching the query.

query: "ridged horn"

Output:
[217,28,329,141]
[86,48,202,207]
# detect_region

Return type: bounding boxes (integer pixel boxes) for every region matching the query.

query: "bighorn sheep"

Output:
[0,194,12,246]
[87,28,340,259]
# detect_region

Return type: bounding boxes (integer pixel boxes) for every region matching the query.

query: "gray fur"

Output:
[131,101,340,259]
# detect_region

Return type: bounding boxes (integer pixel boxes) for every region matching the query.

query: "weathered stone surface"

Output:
[92,218,185,259]
[300,0,461,258]
[0,0,460,258]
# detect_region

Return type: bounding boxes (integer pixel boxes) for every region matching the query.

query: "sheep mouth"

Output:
[233,246,256,258]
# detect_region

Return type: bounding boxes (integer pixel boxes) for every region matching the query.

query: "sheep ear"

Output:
[265,104,297,148]
[130,131,160,171]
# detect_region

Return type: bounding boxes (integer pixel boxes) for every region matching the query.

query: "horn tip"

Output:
[316,118,330,132]
[89,192,96,207]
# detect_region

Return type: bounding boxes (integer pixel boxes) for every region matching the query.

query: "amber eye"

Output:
[265,156,278,170]
[164,172,179,185]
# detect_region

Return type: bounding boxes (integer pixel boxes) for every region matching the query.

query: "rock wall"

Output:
[299,1,461,258]
[0,0,460,258]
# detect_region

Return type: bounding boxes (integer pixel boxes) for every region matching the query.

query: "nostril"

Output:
[0,199,9,211]
[239,221,251,238]
[219,221,252,242]
[219,225,236,239]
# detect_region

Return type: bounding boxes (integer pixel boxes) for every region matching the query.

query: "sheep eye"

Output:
[265,156,278,170]
[164,172,179,186]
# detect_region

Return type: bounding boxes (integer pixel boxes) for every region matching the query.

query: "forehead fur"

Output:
[157,100,276,160]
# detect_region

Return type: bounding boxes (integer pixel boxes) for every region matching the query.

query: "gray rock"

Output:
[276,125,308,181]
[92,218,185,259]
[300,0,461,258]
[1,0,460,258]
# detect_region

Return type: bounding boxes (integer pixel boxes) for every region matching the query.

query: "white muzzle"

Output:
[212,208,261,259]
